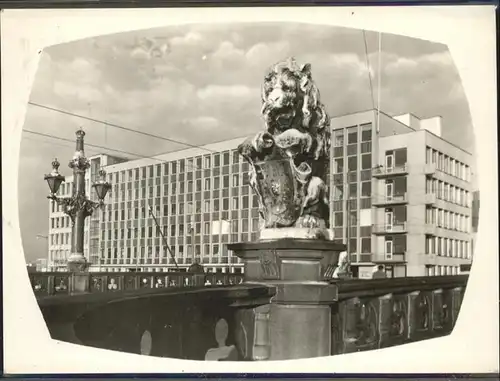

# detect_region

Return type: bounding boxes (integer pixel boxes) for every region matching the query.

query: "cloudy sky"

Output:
[19,23,475,263]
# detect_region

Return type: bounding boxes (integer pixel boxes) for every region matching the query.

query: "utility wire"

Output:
[23,129,163,162]
[28,101,221,154]
[24,129,224,173]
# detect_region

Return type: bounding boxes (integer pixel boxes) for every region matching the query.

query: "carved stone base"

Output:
[228,238,346,360]
[70,273,90,294]
[67,254,90,273]
[228,238,345,282]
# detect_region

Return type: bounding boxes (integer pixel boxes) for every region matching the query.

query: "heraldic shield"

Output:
[253,158,302,228]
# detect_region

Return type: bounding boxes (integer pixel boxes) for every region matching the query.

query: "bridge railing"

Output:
[33,272,467,361]
[330,275,467,355]
[28,271,244,297]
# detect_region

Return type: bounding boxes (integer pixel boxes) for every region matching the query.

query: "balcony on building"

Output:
[372,164,408,178]
[424,193,437,205]
[372,193,408,207]
[372,222,407,235]
[371,252,407,264]
[424,163,437,175]
[424,224,438,236]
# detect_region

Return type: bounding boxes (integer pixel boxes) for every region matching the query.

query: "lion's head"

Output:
[260,57,331,161]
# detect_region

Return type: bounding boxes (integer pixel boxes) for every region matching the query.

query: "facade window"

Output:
[232,174,239,187]
[232,150,240,164]
[347,127,358,144]
[349,183,357,198]
[334,158,344,174]
[334,130,344,147]
[334,212,343,227]
[204,200,211,212]
[333,185,344,201]
[361,154,371,170]
[361,237,371,253]
[242,219,249,232]
[361,182,371,197]
[361,123,372,141]
[348,156,357,171]
[232,197,239,210]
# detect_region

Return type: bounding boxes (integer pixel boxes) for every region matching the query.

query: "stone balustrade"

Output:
[28,271,244,297]
[32,271,467,361]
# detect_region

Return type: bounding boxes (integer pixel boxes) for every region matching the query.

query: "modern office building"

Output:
[330,110,474,278]
[47,109,474,277]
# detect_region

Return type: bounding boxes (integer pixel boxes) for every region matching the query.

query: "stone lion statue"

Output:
[238,58,331,235]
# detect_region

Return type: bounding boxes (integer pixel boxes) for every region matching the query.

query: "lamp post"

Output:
[43,129,111,272]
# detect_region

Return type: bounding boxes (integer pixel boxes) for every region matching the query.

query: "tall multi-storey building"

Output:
[46,110,474,277]
[95,137,257,274]
[330,110,474,278]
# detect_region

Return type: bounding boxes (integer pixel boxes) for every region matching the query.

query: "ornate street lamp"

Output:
[44,129,111,272]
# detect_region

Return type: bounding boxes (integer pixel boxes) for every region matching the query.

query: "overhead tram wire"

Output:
[24,128,295,175]
[24,129,253,177]
[28,101,221,154]
[23,129,166,163]
[27,101,256,172]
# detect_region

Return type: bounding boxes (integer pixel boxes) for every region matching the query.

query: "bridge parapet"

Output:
[29,271,244,297]
[33,271,467,361]
[330,275,466,355]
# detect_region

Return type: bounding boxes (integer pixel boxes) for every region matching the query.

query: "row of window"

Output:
[425,146,471,182]
[425,207,471,233]
[102,218,261,242]
[95,267,244,273]
[110,169,250,195]
[50,232,92,246]
[108,150,242,185]
[332,124,373,147]
[102,196,260,223]
[49,249,90,261]
[50,215,73,229]
[54,180,93,198]
[333,154,372,174]
[425,265,461,277]
[426,177,471,208]
[101,232,258,251]
[425,235,471,259]
[104,243,238,258]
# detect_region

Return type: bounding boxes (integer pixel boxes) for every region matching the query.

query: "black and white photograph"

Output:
[2,6,498,374]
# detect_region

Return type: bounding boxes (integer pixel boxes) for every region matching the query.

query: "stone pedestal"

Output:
[67,253,90,273]
[228,238,345,360]
[70,273,90,294]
